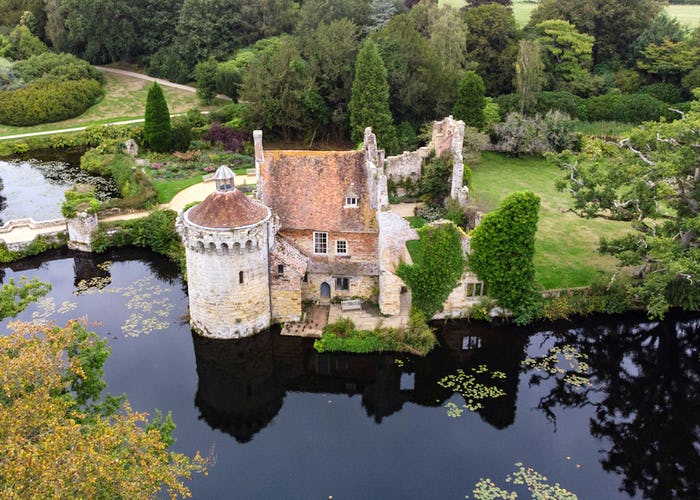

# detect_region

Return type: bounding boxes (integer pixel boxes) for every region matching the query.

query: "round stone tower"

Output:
[178,166,272,339]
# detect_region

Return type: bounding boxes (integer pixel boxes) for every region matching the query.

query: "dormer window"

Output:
[344,183,358,208]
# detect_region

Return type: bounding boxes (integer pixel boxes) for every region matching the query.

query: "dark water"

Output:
[1,249,698,499]
[0,152,117,222]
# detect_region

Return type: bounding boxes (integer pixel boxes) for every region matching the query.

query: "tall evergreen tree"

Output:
[143,82,172,153]
[452,71,486,130]
[349,40,398,153]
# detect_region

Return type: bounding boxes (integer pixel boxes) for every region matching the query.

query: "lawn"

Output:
[440,1,700,28]
[469,152,632,289]
[0,71,226,137]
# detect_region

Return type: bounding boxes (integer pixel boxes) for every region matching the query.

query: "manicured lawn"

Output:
[438,0,537,27]
[152,177,204,204]
[470,152,631,289]
[667,4,700,28]
[0,71,225,137]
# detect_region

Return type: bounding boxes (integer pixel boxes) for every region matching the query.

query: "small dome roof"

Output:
[187,190,269,228]
[212,165,235,181]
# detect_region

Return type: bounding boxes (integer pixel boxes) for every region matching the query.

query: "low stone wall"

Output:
[1,231,65,253]
[0,217,66,233]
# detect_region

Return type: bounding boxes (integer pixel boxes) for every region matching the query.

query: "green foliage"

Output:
[419,154,452,206]
[194,56,218,104]
[452,71,486,130]
[14,52,102,84]
[553,99,700,317]
[494,111,578,156]
[462,3,518,95]
[515,39,546,116]
[170,116,193,152]
[349,40,398,153]
[535,19,600,96]
[397,222,466,319]
[91,210,183,263]
[7,24,47,60]
[638,83,684,104]
[538,282,635,321]
[495,91,584,119]
[62,184,100,218]
[143,82,173,153]
[578,93,671,123]
[637,38,699,82]
[0,235,66,264]
[80,151,157,209]
[0,277,50,320]
[313,308,436,356]
[469,191,541,325]
[462,126,489,163]
[0,79,102,126]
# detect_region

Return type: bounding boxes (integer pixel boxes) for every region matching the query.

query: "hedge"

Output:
[577,93,671,123]
[0,78,102,126]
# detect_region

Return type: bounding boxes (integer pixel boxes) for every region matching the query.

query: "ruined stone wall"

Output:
[434,271,485,319]
[67,212,98,252]
[178,214,272,339]
[376,211,417,315]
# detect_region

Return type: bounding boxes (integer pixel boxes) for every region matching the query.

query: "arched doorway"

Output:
[320,282,331,301]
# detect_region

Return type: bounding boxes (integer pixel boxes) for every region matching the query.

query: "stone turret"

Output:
[178,166,273,339]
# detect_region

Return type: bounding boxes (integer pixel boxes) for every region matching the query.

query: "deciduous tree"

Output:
[452,71,486,130]
[515,39,545,115]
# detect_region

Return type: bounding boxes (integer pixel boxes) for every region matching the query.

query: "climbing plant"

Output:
[469,190,541,325]
[397,221,466,319]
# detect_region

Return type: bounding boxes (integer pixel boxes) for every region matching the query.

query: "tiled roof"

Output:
[187,190,269,228]
[260,150,375,233]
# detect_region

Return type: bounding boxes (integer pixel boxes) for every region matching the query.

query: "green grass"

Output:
[571,120,635,138]
[470,152,632,289]
[405,216,427,228]
[406,239,424,264]
[0,71,226,137]
[440,1,700,28]
[151,176,204,204]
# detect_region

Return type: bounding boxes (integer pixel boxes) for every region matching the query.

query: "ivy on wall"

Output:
[397,221,466,319]
[469,190,541,325]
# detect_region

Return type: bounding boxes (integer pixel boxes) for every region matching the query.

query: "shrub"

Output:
[495,92,583,119]
[80,151,157,209]
[143,82,172,153]
[613,68,643,94]
[462,126,489,163]
[203,123,249,152]
[194,57,218,104]
[469,191,541,325]
[419,154,452,206]
[62,184,100,218]
[0,79,102,126]
[14,52,102,84]
[639,83,683,104]
[493,111,577,156]
[577,93,670,123]
[171,117,193,152]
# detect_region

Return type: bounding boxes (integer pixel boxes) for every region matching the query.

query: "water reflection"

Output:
[192,321,528,441]
[527,313,700,499]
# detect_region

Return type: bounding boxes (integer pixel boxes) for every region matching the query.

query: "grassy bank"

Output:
[0,71,225,138]
[470,152,630,289]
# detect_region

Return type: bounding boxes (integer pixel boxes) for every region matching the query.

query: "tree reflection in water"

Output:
[525,313,700,499]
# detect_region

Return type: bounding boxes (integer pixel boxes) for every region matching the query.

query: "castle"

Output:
[178,117,485,339]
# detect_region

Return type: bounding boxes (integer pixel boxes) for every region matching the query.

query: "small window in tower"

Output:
[303,273,308,283]
[278,264,284,275]
[336,240,347,255]
[345,197,358,207]
[314,232,328,254]
[239,271,244,284]
[335,277,350,291]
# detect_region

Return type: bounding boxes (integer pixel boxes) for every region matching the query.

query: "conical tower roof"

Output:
[186,189,270,229]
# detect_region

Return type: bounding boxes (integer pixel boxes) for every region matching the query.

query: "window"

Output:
[314,232,328,254]
[303,273,308,283]
[335,277,350,291]
[239,271,244,284]
[277,264,284,275]
[345,197,358,207]
[466,282,483,297]
[336,240,347,255]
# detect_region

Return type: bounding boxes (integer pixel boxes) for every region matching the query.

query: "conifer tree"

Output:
[452,71,486,130]
[144,82,172,153]
[349,40,398,154]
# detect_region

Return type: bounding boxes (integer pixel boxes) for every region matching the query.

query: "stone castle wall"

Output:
[302,273,378,302]
[179,214,272,338]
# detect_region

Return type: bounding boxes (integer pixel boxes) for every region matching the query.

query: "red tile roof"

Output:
[260,150,376,233]
[187,190,269,228]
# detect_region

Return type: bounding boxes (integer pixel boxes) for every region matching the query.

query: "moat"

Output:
[1,247,697,499]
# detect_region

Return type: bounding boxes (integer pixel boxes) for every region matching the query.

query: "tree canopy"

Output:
[553,95,700,318]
